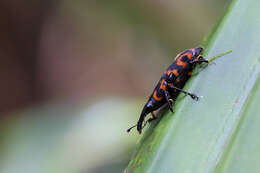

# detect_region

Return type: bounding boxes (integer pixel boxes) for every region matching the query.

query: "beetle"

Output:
[127,46,208,134]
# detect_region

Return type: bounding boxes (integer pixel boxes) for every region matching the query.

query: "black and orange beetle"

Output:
[127,46,208,134]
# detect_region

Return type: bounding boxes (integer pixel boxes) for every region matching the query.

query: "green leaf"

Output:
[125,0,260,172]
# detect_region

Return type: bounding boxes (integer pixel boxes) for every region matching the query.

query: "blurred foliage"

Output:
[0,99,140,173]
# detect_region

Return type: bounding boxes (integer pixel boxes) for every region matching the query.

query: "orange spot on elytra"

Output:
[177,58,187,67]
[188,71,192,76]
[176,78,180,82]
[173,69,179,76]
[159,79,166,90]
[176,52,192,67]
[178,52,193,59]
[185,52,193,59]
[167,69,179,76]
[153,90,163,101]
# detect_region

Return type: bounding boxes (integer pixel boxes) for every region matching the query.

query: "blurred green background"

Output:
[0,0,229,172]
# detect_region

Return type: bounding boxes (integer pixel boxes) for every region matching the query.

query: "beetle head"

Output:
[193,46,203,57]
[190,46,208,64]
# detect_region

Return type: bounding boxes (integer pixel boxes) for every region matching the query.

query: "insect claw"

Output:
[190,94,199,101]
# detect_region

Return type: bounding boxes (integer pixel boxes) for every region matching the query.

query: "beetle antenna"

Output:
[126,124,137,133]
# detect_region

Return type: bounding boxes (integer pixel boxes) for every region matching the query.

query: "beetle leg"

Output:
[168,85,199,100]
[163,90,174,112]
[161,80,174,112]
